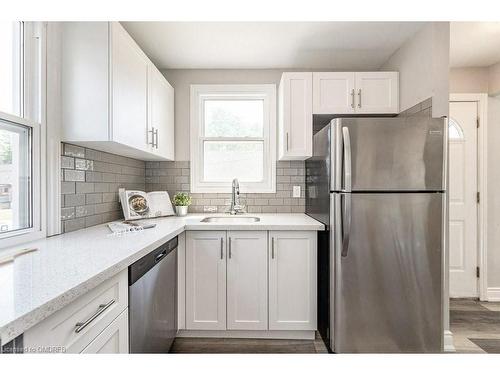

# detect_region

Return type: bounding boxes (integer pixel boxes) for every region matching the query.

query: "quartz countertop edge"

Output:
[0,213,324,344]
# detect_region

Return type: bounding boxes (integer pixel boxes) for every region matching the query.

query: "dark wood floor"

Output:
[450,299,500,353]
[170,300,500,354]
[170,332,329,354]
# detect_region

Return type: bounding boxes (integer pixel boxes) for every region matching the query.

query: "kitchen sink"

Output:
[200,216,260,223]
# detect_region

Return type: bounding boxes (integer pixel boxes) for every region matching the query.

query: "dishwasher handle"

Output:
[155,250,167,263]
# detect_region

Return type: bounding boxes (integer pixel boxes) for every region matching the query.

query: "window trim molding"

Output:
[0,22,47,249]
[190,84,276,194]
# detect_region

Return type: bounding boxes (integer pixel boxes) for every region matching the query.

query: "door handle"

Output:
[350,89,355,109]
[341,192,352,257]
[220,237,223,259]
[342,127,352,192]
[228,237,232,259]
[357,89,362,108]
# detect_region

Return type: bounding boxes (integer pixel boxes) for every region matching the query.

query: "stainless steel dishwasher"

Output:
[129,236,177,353]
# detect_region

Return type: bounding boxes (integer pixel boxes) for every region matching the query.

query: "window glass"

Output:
[0,119,31,234]
[203,141,264,182]
[204,100,264,137]
[449,118,464,140]
[0,22,22,116]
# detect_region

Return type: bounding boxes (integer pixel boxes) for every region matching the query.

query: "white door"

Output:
[226,231,268,330]
[268,231,317,330]
[449,101,478,298]
[81,309,129,353]
[312,72,355,114]
[111,23,149,152]
[279,72,312,160]
[185,231,227,330]
[355,72,399,114]
[149,65,175,160]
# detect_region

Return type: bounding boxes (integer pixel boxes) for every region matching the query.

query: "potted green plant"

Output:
[172,192,191,216]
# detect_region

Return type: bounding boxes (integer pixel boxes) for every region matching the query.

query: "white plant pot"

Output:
[175,205,188,216]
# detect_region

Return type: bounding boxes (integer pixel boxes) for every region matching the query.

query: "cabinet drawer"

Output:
[81,309,129,353]
[24,270,128,353]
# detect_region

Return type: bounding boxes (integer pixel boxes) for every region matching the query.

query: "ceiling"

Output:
[121,22,424,70]
[450,22,500,68]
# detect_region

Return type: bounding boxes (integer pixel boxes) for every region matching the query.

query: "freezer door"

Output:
[334,193,443,353]
[331,117,446,191]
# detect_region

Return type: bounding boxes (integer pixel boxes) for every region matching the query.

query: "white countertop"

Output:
[0,213,324,344]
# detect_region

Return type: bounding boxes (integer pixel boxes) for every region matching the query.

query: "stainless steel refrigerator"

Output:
[306,117,446,353]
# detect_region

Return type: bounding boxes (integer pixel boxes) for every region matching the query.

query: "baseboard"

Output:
[487,287,500,301]
[443,330,456,352]
[177,330,315,340]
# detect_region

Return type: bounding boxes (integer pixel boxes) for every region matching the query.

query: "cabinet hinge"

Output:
[477,192,480,204]
[477,117,480,128]
[476,266,480,278]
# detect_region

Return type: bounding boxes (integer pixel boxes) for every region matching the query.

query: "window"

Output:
[190,85,276,193]
[448,118,464,140]
[0,22,44,246]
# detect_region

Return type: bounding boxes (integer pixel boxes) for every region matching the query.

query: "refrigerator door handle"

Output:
[342,127,352,192]
[341,192,352,257]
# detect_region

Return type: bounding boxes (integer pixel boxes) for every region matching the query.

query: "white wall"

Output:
[450,67,489,93]
[162,69,284,161]
[380,22,450,118]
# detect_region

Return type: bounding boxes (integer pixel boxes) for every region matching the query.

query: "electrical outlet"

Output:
[204,206,217,213]
[293,185,301,198]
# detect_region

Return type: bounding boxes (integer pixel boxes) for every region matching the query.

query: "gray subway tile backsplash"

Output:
[61,143,146,233]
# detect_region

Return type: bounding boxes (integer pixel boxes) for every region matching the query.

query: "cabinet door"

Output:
[149,65,175,160]
[186,231,227,330]
[269,231,317,330]
[313,72,355,114]
[279,72,313,160]
[111,22,149,152]
[227,231,268,330]
[355,72,398,114]
[81,309,129,354]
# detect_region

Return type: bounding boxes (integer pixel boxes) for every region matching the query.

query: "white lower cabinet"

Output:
[81,309,129,353]
[184,230,317,334]
[185,231,227,330]
[269,231,317,330]
[227,231,268,330]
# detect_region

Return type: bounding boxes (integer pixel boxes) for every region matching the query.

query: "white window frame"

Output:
[190,84,276,193]
[0,22,46,249]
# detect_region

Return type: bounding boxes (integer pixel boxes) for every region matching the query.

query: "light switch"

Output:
[292,185,301,198]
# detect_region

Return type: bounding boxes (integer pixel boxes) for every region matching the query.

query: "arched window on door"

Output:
[448,118,465,140]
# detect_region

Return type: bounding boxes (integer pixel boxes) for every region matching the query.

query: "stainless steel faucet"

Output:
[229,178,245,215]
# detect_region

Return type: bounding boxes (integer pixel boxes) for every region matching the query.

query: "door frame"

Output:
[449,93,488,301]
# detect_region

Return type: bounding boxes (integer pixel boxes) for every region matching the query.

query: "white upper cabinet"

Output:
[226,231,268,330]
[185,231,227,330]
[61,22,175,161]
[354,72,399,114]
[312,71,399,115]
[312,72,356,114]
[278,72,313,160]
[111,23,149,152]
[148,65,175,160]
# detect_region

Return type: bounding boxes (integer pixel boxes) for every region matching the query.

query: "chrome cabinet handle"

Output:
[271,237,275,259]
[228,237,232,259]
[286,132,289,151]
[220,237,223,259]
[357,89,362,108]
[350,89,355,109]
[148,127,155,147]
[75,299,115,333]
[154,128,159,149]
